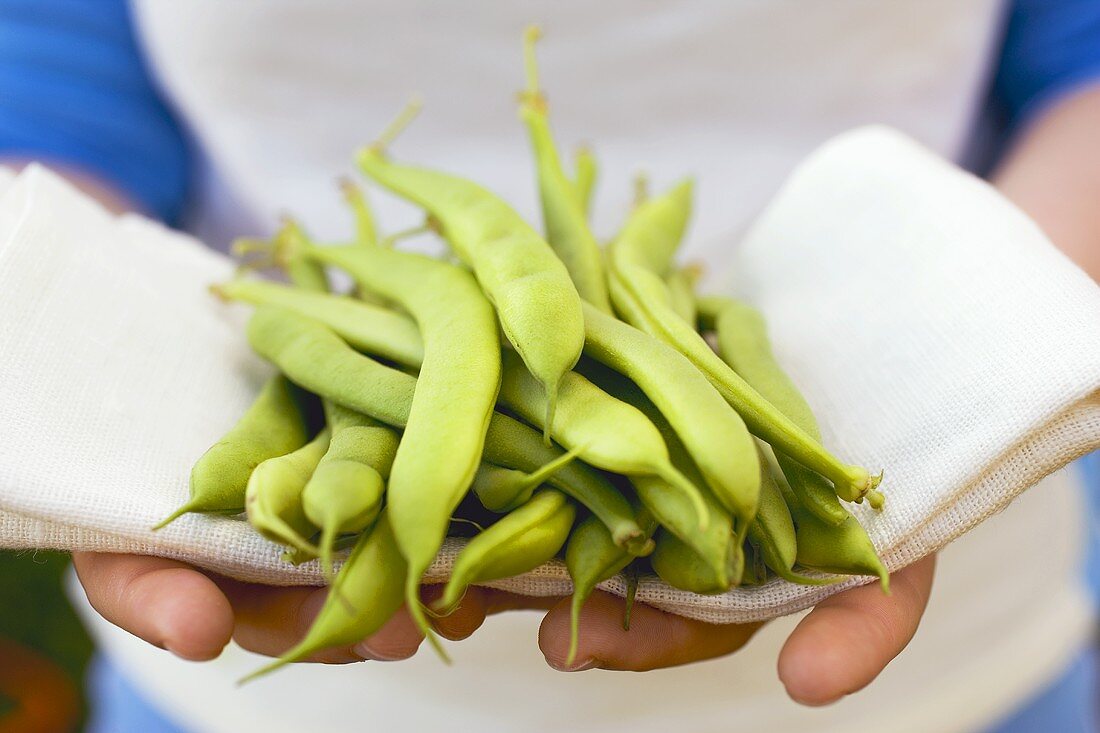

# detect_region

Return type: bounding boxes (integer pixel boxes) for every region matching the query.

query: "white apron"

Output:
[75,2,1091,731]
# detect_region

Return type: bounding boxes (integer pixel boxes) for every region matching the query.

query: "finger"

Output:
[425,586,561,643]
[72,552,234,661]
[212,576,354,663]
[219,578,564,664]
[778,554,936,706]
[538,590,761,672]
[215,582,492,664]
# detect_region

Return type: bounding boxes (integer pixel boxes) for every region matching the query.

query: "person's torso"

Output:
[108,3,1092,731]
[133,0,1003,258]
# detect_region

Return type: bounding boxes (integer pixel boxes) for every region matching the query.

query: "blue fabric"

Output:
[982,454,1100,733]
[84,655,188,733]
[0,0,190,223]
[994,0,1100,127]
[1081,451,1100,606]
[984,645,1100,733]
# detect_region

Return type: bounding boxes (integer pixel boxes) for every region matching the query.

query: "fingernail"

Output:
[548,656,598,672]
[353,642,407,662]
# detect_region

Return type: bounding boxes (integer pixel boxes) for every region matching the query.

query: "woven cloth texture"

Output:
[1,127,1097,623]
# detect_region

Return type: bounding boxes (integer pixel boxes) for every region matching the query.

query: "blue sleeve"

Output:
[0,0,190,224]
[995,0,1100,128]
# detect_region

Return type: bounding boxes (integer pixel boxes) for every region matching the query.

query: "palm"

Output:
[71,552,933,705]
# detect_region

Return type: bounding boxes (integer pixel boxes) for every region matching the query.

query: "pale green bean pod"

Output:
[437,489,577,612]
[582,303,761,532]
[214,279,423,369]
[304,403,399,580]
[565,510,655,666]
[245,428,330,556]
[299,239,500,661]
[497,349,707,526]
[154,375,308,529]
[240,511,406,683]
[518,26,612,312]
[357,106,584,434]
[608,184,880,504]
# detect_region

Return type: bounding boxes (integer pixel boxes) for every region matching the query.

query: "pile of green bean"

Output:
[158,27,887,679]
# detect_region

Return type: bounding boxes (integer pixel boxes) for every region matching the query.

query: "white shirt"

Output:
[71,3,1092,731]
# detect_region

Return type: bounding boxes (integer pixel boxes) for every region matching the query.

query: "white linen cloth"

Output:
[1,126,1098,624]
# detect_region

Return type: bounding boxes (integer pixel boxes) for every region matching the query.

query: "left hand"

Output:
[71,551,934,706]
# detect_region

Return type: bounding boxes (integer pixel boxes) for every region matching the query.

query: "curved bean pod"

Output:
[304,403,399,580]
[497,350,707,526]
[470,446,580,513]
[608,186,879,504]
[240,511,406,683]
[564,510,655,666]
[436,489,577,612]
[480,414,645,551]
[650,528,734,595]
[245,428,330,556]
[299,242,500,661]
[698,295,853,524]
[784,481,889,589]
[214,279,423,369]
[356,113,584,434]
[519,26,612,312]
[246,306,413,426]
[154,375,308,529]
[581,302,760,528]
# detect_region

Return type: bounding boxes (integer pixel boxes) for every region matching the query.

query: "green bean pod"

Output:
[471,446,580,513]
[650,528,735,595]
[575,356,743,576]
[245,428,330,556]
[240,511,406,683]
[214,279,423,369]
[699,295,853,525]
[480,414,645,552]
[246,306,414,427]
[739,541,767,586]
[611,179,693,275]
[747,446,839,586]
[581,302,761,529]
[632,474,737,587]
[771,463,889,588]
[436,489,577,612]
[301,243,500,661]
[244,308,644,552]
[497,350,708,527]
[608,184,879,504]
[572,146,597,219]
[272,219,330,294]
[665,265,700,326]
[787,488,889,589]
[304,403,399,580]
[564,511,655,666]
[275,216,393,578]
[357,120,584,435]
[341,177,379,248]
[518,26,612,312]
[154,375,308,529]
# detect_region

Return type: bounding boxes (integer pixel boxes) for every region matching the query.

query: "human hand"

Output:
[71,551,933,705]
